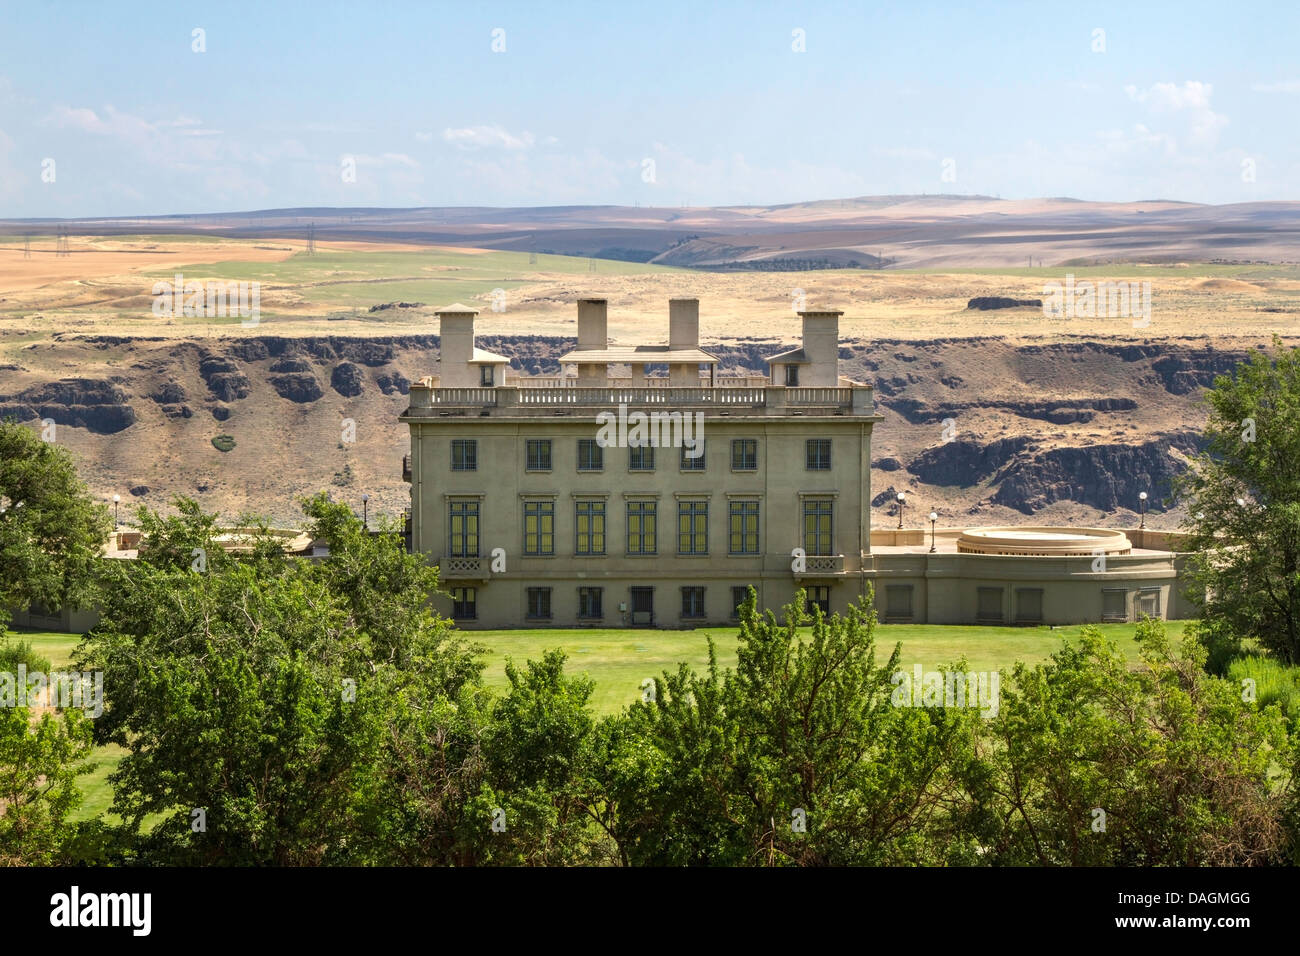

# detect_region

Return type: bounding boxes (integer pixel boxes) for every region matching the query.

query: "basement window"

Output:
[885,585,913,623]
[1014,588,1043,624]
[976,587,1004,624]
[1101,588,1128,623]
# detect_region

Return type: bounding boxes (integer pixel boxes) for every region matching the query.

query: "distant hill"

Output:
[4,196,1299,269]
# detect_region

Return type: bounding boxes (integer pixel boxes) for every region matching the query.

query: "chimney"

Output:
[798,308,843,387]
[577,298,608,350]
[669,297,699,349]
[435,303,479,388]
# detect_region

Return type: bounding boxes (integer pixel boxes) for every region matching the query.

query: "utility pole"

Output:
[306,221,316,255]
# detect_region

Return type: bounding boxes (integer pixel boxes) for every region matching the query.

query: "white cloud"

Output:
[1124,81,1227,146]
[442,124,535,150]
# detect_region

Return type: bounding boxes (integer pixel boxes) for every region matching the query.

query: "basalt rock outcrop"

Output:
[0,378,136,434]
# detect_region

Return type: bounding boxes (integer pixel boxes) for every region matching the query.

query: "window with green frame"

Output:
[731,438,757,471]
[526,439,552,471]
[577,438,603,471]
[626,500,657,554]
[451,439,477,471]
[448,499,479,557]
[802,498,833,556]
[575,499,606,555]
[523,499,555,555]
[680,438,705,471]
[677,500,708,555]
[629,443,655,471]
[728,499,760,554]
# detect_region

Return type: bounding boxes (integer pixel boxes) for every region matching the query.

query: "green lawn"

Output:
[473,620,1189,715]
[8,619,1190,822]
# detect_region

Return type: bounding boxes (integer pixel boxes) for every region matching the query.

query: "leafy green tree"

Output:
[465,651,616,865]
[982,619,1292,865]
[1176,337,1300,662]
[0,419,112,625]
[0,706,95,866]
[79,495,482,865]
[597,589,986,865]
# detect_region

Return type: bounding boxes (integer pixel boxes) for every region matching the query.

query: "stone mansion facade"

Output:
[400,299,1195,629]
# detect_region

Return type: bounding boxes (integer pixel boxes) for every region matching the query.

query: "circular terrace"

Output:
[955,527,1132,556]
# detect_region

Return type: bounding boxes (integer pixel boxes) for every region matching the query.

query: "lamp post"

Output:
[362,493,370,529]
[112,493,120,529]
[929,511,938,553]
[896,491,906,530]
[1138,491,1148,530]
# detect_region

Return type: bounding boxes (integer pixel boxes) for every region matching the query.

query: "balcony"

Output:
[794,554,847,578]
[402,384,878,420]
[437,556,488,580]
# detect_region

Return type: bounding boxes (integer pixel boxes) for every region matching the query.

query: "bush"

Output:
[0,637,52,674]
[1227,654,1300,719]
[1188,618,1244,676]
[211,434,236,452]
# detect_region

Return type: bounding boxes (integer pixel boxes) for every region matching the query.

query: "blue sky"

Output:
[1,0,1297,216]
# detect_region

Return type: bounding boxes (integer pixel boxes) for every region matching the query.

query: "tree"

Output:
[0,706,95,866]
[595,589,986,865]
[0,420,112,624]
[1176,337,1300,662]
[79,495,483,865]
[981,619,1292,865]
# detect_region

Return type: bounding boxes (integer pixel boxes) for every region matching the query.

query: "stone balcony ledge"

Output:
[402,384,879,420]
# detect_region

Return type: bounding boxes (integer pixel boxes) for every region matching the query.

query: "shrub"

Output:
[1227,654,1300,719]
[211,434,236,452]
[0,637,52,674]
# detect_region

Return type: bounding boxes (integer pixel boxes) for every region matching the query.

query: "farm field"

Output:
[4,233,1300,343]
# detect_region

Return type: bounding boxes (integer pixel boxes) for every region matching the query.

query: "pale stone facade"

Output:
[401,299,1195,629]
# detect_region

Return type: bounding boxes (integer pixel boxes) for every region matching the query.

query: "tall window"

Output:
[451,439,477,472]
[629,444,655,471]
[575,500,606,555]
[803,499,833,556]
[806,438,831,471]
[577,438,603,472]
[578,586,603,619]
[681,586,706,619]
[785,365,800,387]
[805,586,830,616]
[448,500,479,557]
[526,587,552,620]
[526,439,552,471]
[523,500,555,555]
[680,438,706,471]
[728,500,760,555]
[678,500,708,555]
[480,365,495,387]
[731,439,757,471]
[451,587,477,620]
[627,500,657,555]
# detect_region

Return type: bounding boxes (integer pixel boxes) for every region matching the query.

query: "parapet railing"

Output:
[408,385,870,412]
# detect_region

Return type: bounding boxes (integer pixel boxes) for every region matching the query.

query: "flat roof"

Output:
[557,345,719,364]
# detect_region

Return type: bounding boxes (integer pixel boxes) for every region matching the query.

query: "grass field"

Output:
[10,619,1191,823]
